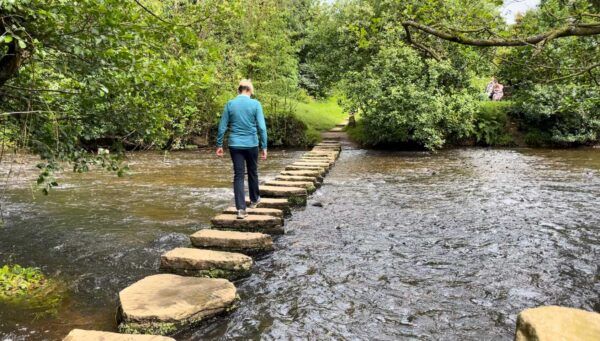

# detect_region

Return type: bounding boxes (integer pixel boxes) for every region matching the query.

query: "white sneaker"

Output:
[237,209,248,219]
[249,197,261,209]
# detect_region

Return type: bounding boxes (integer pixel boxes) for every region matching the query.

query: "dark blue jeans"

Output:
[229,147,260,210]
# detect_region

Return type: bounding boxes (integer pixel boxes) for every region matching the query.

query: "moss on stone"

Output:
[288,195,307,207]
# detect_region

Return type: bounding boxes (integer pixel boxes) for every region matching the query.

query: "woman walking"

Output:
[216,79,268,219]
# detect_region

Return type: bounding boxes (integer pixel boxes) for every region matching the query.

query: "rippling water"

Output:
[1,148,599,340]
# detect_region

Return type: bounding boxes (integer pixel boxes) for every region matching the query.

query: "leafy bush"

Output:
[1,264,48,299]
[473,101,514,146]
[266,112,314,148]
[345,43,479,150]
[513,84,600,146]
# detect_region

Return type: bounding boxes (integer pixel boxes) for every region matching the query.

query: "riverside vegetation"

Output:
[1,0,598,165]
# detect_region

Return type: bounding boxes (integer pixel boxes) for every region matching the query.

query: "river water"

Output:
[1,148,599,340]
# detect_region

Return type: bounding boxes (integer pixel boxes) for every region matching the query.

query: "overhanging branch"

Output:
[402,20,600,47]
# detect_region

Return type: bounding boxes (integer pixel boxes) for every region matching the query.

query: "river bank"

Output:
[1,147,599,339]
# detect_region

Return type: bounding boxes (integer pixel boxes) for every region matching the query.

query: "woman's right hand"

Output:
[216,147,224,157]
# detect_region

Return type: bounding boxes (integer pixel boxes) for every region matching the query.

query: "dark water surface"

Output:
[1,148,599,340]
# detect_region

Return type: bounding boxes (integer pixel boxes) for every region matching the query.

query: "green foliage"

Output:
[345,40,478,149]
[0,264,47,298]
[512,84,600,146]
[473,101,514,146]
[292,96,347,141]
[1,0,317,176]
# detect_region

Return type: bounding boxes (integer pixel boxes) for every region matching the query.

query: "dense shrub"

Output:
[473,101,514,146]
[266,112,314,148]
[346,43,479,150]
[513,85,600,146]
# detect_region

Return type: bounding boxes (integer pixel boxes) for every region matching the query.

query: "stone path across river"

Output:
[64,121,348,339]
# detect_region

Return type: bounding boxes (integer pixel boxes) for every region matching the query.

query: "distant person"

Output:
[485,77,497,100]
[492,82,504,101]
[216,79,268,219]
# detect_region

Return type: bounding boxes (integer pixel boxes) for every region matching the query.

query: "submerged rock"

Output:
[190,229,274,254]
[160,247,253,280]
[515,306,600,341]
[117,274,237,335]
[63,329,175,341]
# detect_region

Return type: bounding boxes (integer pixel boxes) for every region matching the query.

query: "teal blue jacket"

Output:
[216,95,268,149]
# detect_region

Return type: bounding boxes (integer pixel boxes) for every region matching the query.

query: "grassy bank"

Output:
[292,97,347,142]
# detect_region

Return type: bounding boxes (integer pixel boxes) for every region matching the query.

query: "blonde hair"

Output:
[238,79,254,95]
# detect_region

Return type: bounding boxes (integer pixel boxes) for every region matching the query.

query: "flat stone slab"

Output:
[275,175,321,185]
[300,156,335,162]
[117,274,237,335]
[190,229,273,254]
[265,180,316,193]
[245,197,291,213]
[516,306,600,341]
[305,151,339,158]
[160,247,252,280]
[280,170,324,181]
[260,185,308,198]
[222,206,283,218]
[64,329,176,341]
[329,127,344,132]
[293,161,331,168]
[284,165,327,174]
[211,213,284,234]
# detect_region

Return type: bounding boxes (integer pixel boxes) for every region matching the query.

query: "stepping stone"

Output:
[190,229,273,254]
[335,123,347,127]
[293,161,331,168]
[211,214,284,234]
[275,175,321,185]
[117,274,237,335]
[516,306,600,341]
[306,151,339,157]
[260,185,308,198]
[160,247,252,280]
[260,186,308,206]
[312,146,340,152]
[280,170,323,181]
[301,156,336,162]
[316,143,341,147]
[301,156,335,162]
[329,127,344,132]
[222,206,283,218]
[285,165,327,175]
[245,197,291,214]
[265,180,316,193]
[63,329,176,341]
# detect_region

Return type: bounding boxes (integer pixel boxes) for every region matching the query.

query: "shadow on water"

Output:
[1,148,599,340]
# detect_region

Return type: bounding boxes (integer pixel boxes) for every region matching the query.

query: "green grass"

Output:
[292,97,347,142]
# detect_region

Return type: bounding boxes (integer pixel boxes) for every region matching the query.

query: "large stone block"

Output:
[63,329,175,341]
[117,274,237,335]
[160,247,252,280]
[222,206,283,218]
[211,214,284,234]
[190,229,273,254]
[280,170,324,181]
[515,306,600,341]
